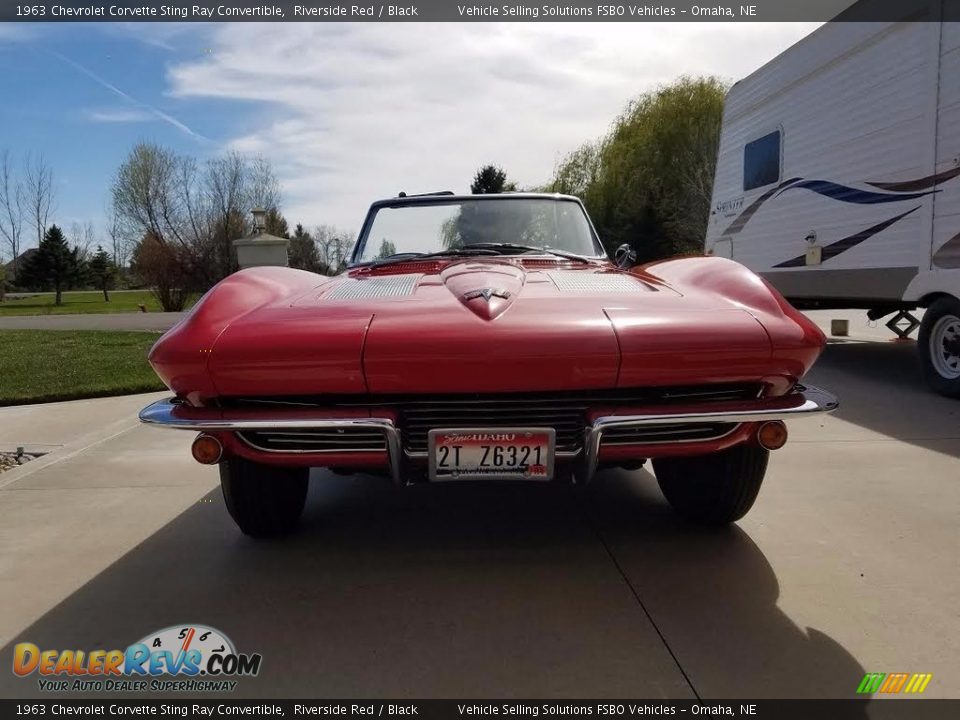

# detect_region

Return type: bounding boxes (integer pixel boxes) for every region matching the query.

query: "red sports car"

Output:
[140,193,837,537]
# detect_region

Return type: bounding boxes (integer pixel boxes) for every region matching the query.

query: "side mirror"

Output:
[614,243,637,269]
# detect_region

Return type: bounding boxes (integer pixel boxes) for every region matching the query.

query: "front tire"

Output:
[918,296,960,398]
[219,457,309,538]
[653,444,769,525]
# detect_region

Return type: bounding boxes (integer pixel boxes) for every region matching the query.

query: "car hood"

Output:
[204,259,785,396]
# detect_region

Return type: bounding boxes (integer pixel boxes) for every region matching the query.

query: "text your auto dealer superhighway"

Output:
[48,4,285,17]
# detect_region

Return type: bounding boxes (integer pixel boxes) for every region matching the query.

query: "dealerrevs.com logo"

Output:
[12,624,262,693]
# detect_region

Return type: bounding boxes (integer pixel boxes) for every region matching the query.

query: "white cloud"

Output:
[168,22,820,229]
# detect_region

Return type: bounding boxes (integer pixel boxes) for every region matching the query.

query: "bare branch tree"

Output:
[105,200,130,268]
[113,142,286,304]
[23,153,55,247]
[0,150,25,276]
[205,152,248,278]
[69,220,97,263]
[248,155,281,211]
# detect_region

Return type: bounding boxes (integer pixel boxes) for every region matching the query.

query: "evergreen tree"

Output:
[264,207,290,238]
[88,245,116,302]
[376,239,397,259]
[16,224,82,305]
[288,223,326,273]
[470,165,516,194]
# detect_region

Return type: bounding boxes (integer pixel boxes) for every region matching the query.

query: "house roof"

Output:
[2,248,38,278]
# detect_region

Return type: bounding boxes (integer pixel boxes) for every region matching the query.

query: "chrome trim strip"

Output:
[236,432,388,455]
[139,399,403,485]
[599,422,741,447]
[580,384,838,483]
[141,383,837,488]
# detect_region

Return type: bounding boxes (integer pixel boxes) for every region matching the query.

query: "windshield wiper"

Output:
[465,243,594,263]
[354,243,594,270]
[355,247,501,270]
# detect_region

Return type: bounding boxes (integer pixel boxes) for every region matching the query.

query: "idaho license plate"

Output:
[428,428,556,481]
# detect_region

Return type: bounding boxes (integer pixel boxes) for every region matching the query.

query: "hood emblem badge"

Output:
[463,288,511,302]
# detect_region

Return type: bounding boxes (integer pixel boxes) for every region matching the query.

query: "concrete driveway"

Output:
[0,312,957,702]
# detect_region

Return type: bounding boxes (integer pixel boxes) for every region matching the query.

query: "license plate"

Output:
[428,428,556,481]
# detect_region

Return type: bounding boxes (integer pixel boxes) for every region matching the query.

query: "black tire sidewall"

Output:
[653,443,769,525]
[918,296,960,398]
[219,456,309,537]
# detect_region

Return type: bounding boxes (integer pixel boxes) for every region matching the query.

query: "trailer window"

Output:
[743,131,781,191]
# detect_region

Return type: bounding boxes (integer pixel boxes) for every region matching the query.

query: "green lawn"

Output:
[0,290,194,316]
[0,330,167,405]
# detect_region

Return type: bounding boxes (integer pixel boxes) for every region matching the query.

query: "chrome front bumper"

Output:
[140,384,838,484]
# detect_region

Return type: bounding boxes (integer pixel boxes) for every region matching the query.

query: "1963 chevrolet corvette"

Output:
[140,193,837,537]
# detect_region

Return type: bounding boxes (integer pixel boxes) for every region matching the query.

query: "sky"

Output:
[0,21,820,251]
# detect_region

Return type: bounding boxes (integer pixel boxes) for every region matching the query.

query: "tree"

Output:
[264,208,290,239]
[112,142,284,290]
[375,239,397,259]
[88,245,116,302]
[288,224,328,273]
[550,76,727,260]
[105,200,130,269]
[549,142,601,198]
[130,231,191,312]
[70,220,97,263]
[16,225,82,305]
[22,153,55,248]
[0,256,6,302]
[0,150,25,278]
[314,224,353,275]
[470,165,517,194]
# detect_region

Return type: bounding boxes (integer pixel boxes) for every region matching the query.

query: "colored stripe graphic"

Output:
[880,673,909,693]
[857,673,886,694]
[774,179,936,205]
[857,672,932,694]
[719,166,960,238]
[721,177,801,236]
[773,206,921,268]
[904,674,933,693]
[867,166,960,192]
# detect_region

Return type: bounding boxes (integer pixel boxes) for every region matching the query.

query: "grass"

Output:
[0,330,167,405]
[0,290,195,316]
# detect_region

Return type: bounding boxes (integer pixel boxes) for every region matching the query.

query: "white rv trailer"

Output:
[705,0,960,396]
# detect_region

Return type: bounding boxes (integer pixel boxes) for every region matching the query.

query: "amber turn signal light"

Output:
[756,421,788,451]
[191,434,223,464]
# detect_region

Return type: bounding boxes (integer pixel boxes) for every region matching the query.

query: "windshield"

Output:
[353,198,602,263]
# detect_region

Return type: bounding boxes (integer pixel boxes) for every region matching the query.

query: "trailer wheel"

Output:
[918,296,960,398]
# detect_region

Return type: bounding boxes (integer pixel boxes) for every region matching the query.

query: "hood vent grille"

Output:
[549,272,649,292]
[325,274,420,300]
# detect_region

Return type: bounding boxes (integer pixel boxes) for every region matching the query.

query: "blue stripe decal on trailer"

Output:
[773,179,936,205]
[772,206,922,268]
[721,177,802,236]
[720,168,960,238]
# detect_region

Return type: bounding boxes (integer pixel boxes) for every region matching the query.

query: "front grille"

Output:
[600,422,739,447]
[220,383,761,456]
[400,401,586,455]
[237,428,387,453]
